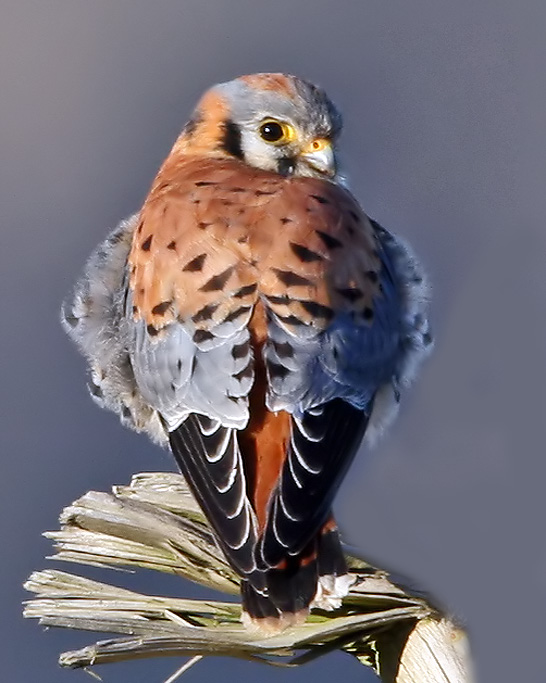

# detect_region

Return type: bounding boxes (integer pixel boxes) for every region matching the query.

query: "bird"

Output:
[61,73,433,632]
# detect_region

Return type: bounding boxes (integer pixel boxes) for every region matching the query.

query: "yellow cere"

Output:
[309,138,330,152]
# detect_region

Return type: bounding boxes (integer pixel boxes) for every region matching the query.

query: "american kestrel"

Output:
[62,73,432,631]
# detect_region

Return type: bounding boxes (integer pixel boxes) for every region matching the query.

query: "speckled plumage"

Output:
[62,73,432,630]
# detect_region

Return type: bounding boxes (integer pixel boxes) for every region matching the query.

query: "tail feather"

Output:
[240,581,280,623]
[241,520,351,632]
[266,551,318,615]
[317,523,347,578]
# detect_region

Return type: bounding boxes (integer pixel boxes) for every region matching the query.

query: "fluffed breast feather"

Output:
[363,220,433,447]
[61,215,167,446]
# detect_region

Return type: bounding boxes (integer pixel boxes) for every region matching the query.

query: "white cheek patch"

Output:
[240,131,282,174]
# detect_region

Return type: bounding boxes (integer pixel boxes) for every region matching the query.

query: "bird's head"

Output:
[176,73,343,180]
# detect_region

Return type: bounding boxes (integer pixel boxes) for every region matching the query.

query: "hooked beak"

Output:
[300,138,336,178]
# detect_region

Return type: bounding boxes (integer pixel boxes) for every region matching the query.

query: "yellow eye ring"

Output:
[258,119,296,144]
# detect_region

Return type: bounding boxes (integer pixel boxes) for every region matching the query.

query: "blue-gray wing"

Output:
[257,216,433,565]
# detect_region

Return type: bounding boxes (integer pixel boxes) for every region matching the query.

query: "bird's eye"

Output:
[259,119,295,144]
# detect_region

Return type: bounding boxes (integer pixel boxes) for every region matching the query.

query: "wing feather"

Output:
[169,417,258,571]
[258,400,369,568]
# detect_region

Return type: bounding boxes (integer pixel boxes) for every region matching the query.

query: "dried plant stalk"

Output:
[24,472,473,682]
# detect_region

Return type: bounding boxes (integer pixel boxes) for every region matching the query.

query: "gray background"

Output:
[0,2,533,682]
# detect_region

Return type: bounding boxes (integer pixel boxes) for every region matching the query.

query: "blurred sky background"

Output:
[0,2,535,682]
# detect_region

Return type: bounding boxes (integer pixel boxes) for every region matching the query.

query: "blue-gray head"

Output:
[177,73,343,179]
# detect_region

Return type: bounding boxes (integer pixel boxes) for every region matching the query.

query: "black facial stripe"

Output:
[222,120,244,159]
